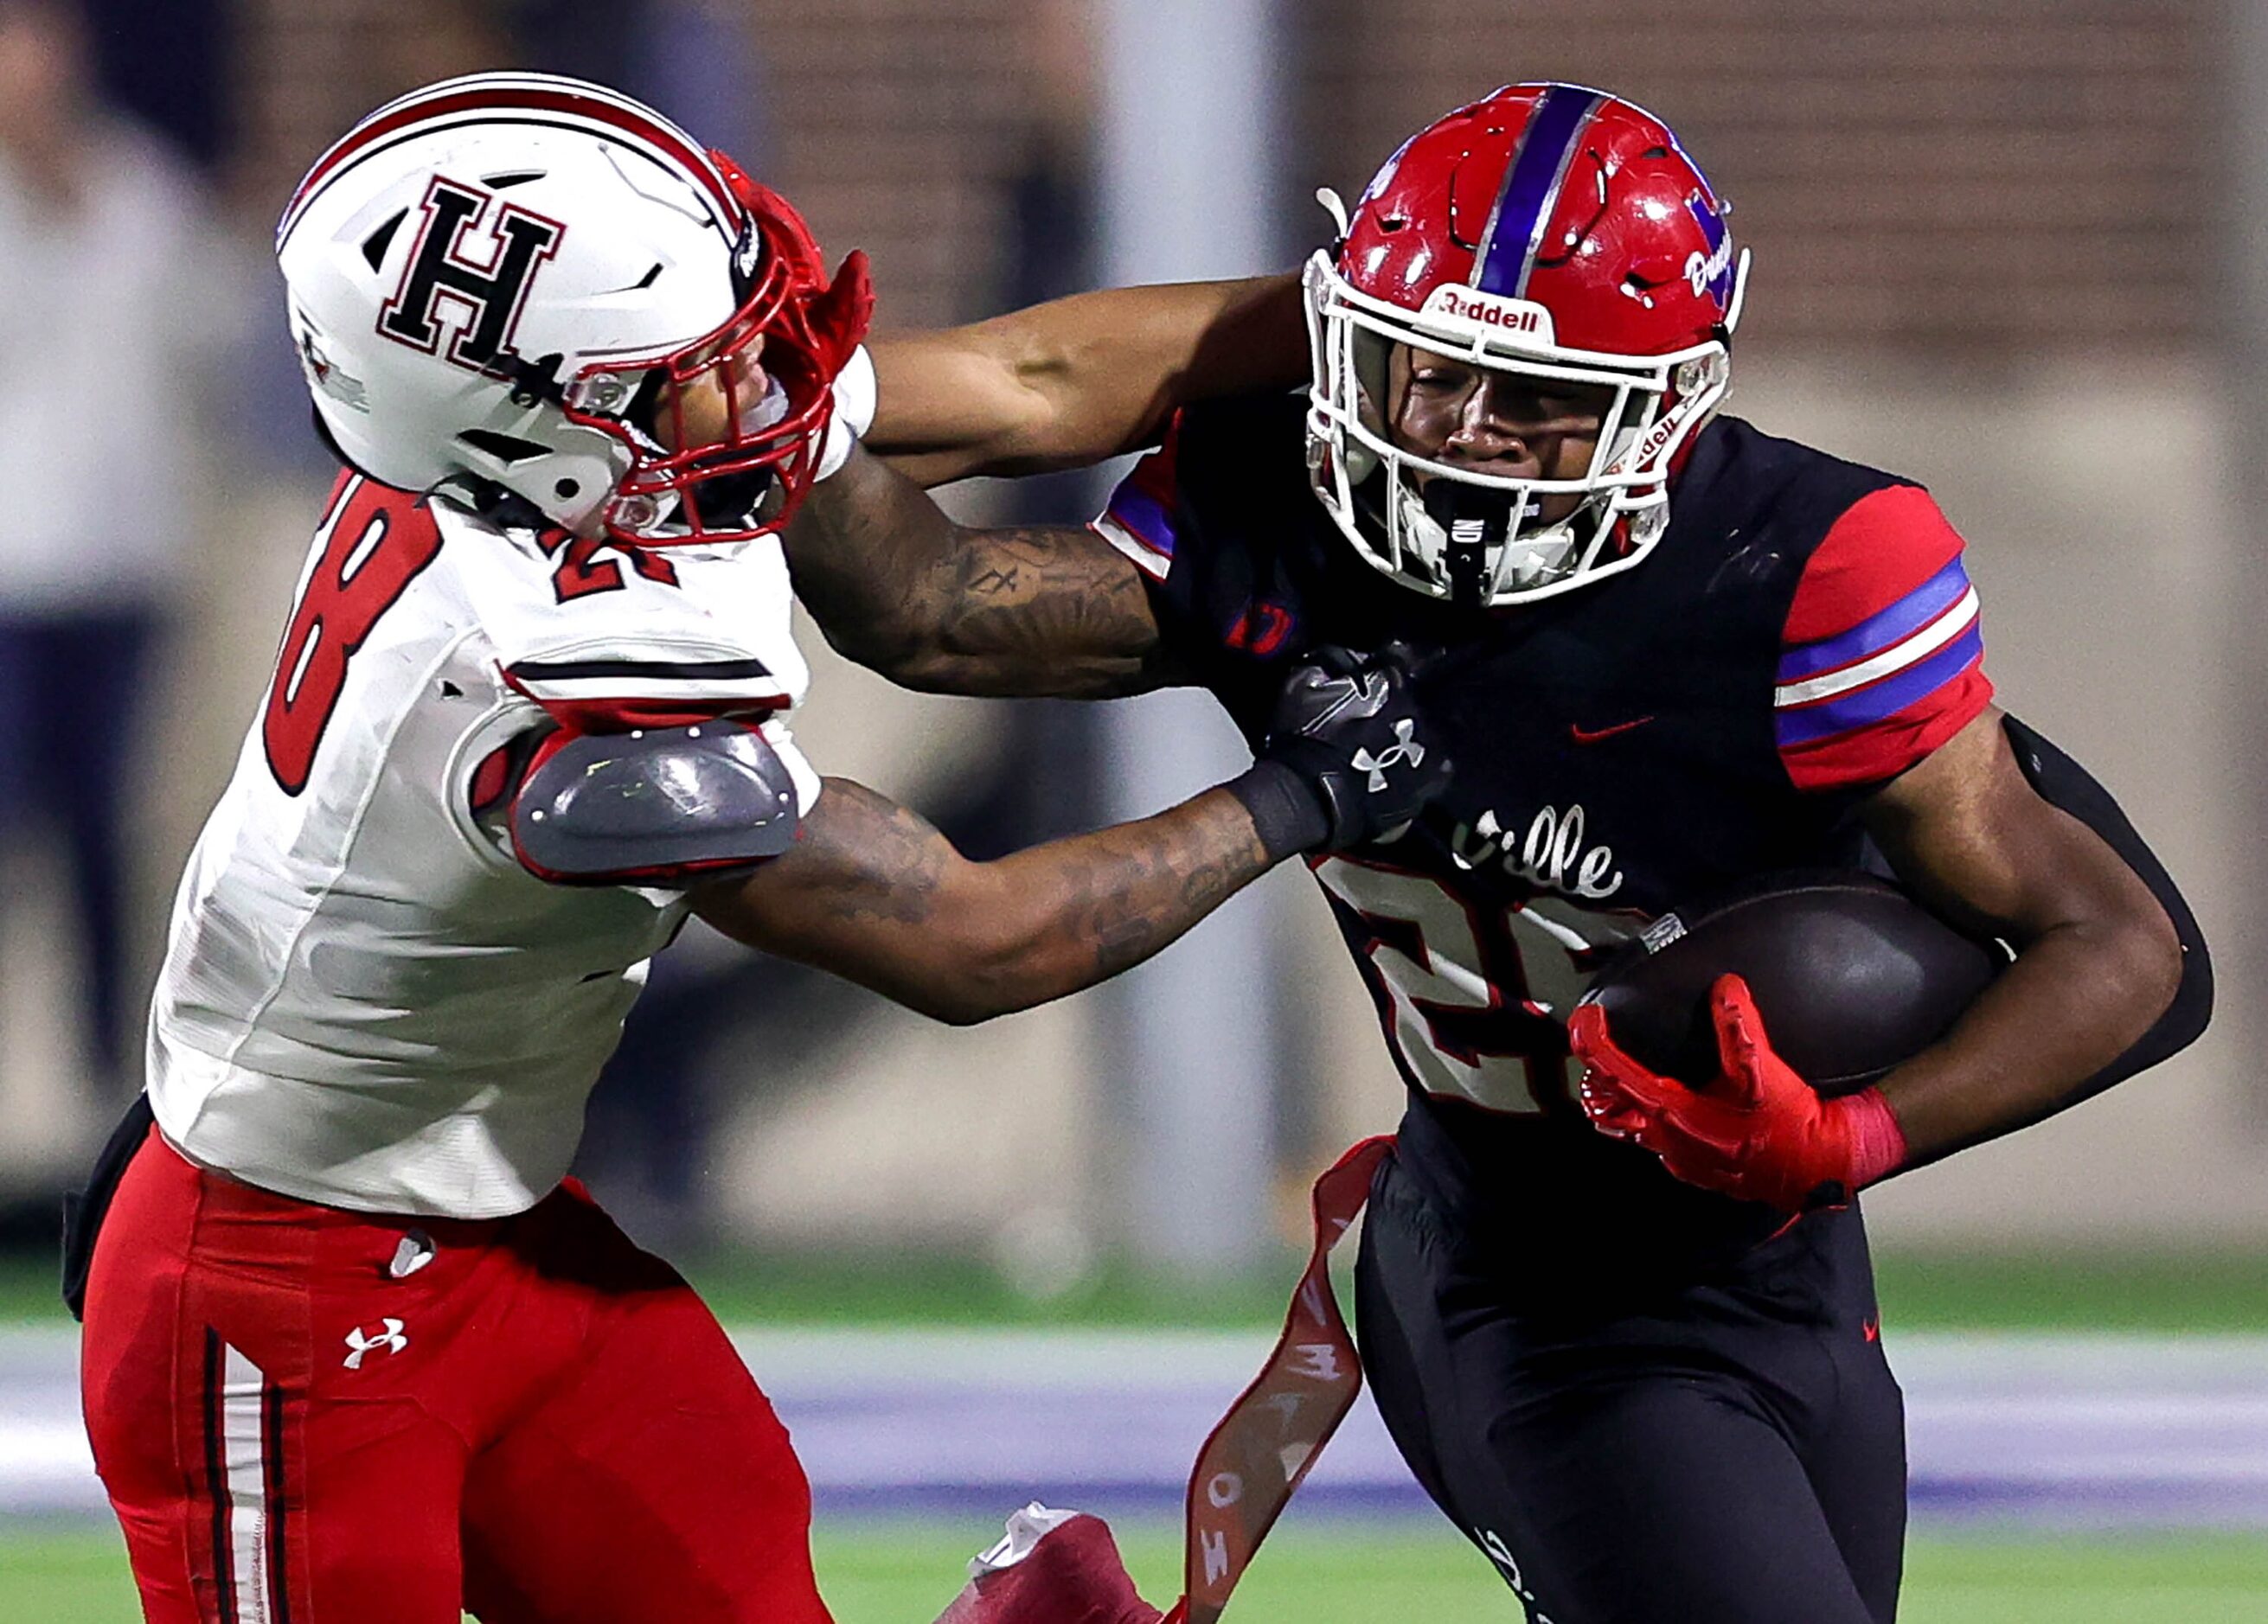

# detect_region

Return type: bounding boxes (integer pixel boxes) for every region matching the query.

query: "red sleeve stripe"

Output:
[1780,665,1991,791]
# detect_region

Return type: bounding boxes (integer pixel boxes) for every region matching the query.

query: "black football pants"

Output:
[1355,1152,1905,1624]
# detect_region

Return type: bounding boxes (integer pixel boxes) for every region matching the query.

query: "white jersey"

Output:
[149,474,819,1218]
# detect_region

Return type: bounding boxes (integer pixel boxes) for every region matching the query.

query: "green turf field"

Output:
[7,1243,2266,1332]
[8,1521,2268,1621]
[9,1244,2263,1619]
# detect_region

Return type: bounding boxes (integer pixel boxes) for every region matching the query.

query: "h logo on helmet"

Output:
[378,176,565,372]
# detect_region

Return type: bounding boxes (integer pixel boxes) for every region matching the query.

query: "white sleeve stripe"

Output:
[512,674,789,703]
[1774,588,1979,708]
[1092,515,1171,582]
[505,656,773,681]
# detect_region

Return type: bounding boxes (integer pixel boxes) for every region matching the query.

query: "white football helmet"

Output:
[277,72,864,546]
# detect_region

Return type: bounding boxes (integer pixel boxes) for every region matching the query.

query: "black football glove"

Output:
[1233,643,1451,854]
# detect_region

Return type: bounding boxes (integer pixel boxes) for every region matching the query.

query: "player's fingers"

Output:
[1578,1016,1705,1116]
[1577,1069,1648,1137]
[1568,1009,1682,1114]
[1568,1004,1641,1073]
[1656,1102,1751,1161]
[1710,974,1769,1103]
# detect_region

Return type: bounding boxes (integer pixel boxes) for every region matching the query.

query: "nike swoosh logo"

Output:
[1569,716,1655,745]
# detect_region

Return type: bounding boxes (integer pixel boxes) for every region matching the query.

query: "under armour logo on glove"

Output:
[1352,719,1424,791]
[343,1318,409,1370]
[1256,643,1452,851]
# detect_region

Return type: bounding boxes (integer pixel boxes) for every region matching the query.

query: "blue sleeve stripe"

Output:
[1775,622,1983,749]
[1777,555,1970,684]
[1106,482,1178,561]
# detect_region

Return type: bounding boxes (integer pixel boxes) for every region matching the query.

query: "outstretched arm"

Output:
[786,446,1175,698]
[864,273,1304,487]
[690,777,1272,1025]
[689,646,1451,1025]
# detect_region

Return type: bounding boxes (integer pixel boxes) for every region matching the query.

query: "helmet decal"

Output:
[1683,190,1735,312]
[1473,84,1603,300]
[375,176,565,372]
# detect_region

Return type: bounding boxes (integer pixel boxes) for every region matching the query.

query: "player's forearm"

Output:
[785,450,1165,698]
[691,777,1280,1026]
[1874,897,2182,1165]
[936,787,1276,1023]
[866,273,1305,488]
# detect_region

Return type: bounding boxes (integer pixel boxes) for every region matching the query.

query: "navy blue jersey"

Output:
[1099,393,1993,1299]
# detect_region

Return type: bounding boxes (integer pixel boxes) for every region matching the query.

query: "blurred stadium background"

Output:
[3,0,2267,1618]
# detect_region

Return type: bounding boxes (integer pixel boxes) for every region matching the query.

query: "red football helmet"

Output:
[1304,83,1749,606]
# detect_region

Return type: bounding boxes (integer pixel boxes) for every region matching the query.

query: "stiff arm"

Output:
[689,775,1272,1025]
[789,447,1171,698]
[786,274,1304,699]
[863,272,1302,488]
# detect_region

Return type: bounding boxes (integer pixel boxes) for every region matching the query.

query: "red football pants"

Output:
[80,1129,834,1624]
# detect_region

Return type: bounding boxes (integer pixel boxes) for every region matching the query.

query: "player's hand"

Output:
[1567,974,1909,1212]
[1259,643,1451,851]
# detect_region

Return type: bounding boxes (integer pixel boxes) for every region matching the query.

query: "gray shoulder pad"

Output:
[510,722,803,884]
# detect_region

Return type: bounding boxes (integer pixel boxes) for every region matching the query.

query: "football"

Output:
[1579,871,2006,1097]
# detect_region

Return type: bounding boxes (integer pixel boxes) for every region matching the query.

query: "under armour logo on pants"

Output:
[343,1319,408,1369]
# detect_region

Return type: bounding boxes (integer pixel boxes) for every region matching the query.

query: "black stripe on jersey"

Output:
[264,1380,293,1624]
[505,656,773,681]
[202,1328,238,1624]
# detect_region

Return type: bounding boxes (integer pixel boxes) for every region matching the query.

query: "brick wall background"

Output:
[1295,0,2217,355]
[231,1,2217,353]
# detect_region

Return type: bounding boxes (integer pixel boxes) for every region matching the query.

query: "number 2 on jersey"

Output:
[1316,857,1597,1116]
[262,477,444,795]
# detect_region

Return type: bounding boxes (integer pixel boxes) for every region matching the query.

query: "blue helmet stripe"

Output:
[1473,86,1602,298]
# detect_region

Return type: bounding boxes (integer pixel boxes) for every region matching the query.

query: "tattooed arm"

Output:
[864,273,1304,488]
[787,278,1304,694]
[690,647,1450,1024]
[785,445,1176,698]
[689,777,1272,1025]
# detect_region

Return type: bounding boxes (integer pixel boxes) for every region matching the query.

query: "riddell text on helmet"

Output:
[1420,285,1552,339]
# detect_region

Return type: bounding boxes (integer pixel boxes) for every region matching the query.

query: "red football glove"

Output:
[1567,974,1910,1212]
